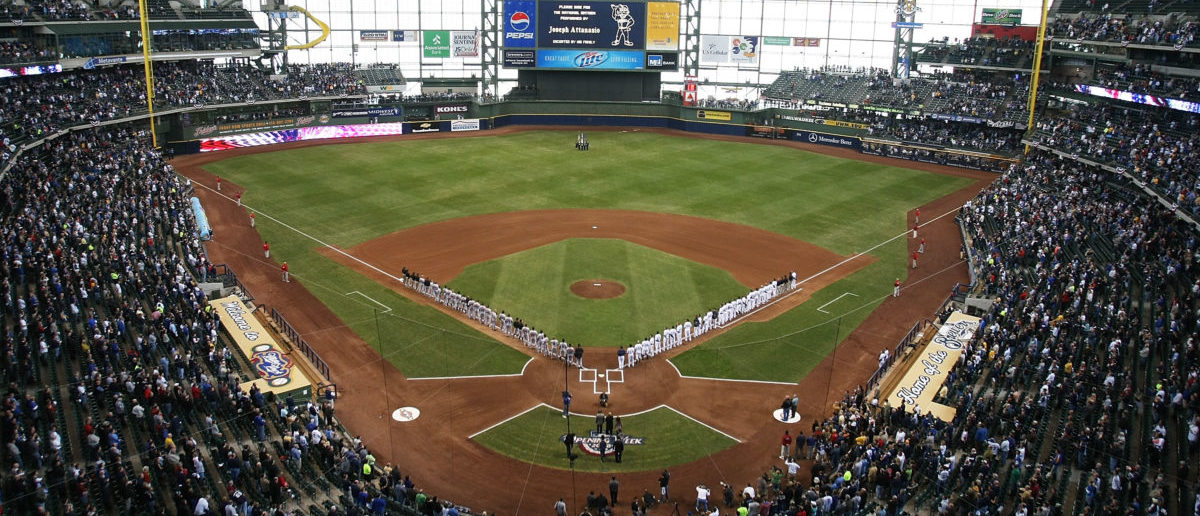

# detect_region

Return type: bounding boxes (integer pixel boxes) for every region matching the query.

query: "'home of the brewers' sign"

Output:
[886,311,981,422]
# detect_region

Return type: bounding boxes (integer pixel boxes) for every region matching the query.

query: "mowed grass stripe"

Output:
[471,405,737,473]
[449,239,747,347]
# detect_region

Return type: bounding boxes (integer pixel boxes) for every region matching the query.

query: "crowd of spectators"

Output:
[0,60,364,157]
[1048,13,1200,49]
[1084,63,1200,99]
[867,118,1024,153]
[1031,100,1200,217]
[693,144,1197,515]
[764,67,1030,123]
[0,115,473,516]
[0,0,250,21]
[917,37,1035,69]
[0,39,55,65]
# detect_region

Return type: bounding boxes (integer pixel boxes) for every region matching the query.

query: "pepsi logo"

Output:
[509,11,530,31]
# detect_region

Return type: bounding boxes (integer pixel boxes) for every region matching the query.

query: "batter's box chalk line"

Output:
[816,291,859,314]
[578,367,624,395]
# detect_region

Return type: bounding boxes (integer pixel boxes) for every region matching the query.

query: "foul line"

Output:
[665,359,797,386]
[816,292,859,314]
[661,405,743,443]
[467,403,547,440]
[468,403,742,443]
[346,290,392,312]
[408,357,534,381]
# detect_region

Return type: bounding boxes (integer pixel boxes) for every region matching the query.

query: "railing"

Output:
[865,317,933,394]
[269,306,331,381]
[210,263,253,303]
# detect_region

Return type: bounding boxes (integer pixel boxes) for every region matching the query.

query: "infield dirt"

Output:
[173,125,993,515]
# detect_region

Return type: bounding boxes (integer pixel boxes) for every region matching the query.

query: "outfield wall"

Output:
[168,99,1015,171]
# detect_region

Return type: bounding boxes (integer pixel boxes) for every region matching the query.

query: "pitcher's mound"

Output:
[570,279,626,299]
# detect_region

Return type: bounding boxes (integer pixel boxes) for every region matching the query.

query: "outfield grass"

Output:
[471,405,737,473]
[447,239,748,347]
[202,130,972,379]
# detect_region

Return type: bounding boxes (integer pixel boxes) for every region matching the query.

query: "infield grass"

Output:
[202,130,972,379]
[471,405,737,473]
[448,239,748,347]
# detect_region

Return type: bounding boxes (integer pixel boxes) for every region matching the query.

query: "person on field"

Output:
[263,241,270,259]
[281,262,289,283]
[894,278,901,297]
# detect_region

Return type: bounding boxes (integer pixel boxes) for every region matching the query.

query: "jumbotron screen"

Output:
[502,0,680,71]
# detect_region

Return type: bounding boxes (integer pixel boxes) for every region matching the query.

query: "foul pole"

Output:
[1024,0,1051,153]
[138,0,158,147]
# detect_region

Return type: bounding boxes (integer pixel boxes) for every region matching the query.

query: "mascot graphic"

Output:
[611,4,635,46]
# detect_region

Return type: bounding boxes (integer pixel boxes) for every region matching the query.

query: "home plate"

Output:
[592,226,598,229]
[772,409,802,424]
[594,283,601,286]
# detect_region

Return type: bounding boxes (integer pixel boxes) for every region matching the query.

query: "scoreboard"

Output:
[503,0,680,71]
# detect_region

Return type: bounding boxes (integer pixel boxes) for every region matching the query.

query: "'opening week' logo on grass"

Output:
[562,431,646,457]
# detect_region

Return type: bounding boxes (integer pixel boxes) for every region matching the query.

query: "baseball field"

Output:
[197,129,969,381]
[177,126,990,512]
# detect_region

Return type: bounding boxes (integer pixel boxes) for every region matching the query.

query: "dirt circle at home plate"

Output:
[569,279,627,299]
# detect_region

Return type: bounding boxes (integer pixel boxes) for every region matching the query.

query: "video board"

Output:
[503,0,679,71]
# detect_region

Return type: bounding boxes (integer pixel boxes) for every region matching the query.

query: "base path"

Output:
[174,124,995,516]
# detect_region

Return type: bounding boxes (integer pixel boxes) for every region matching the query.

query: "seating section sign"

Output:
[886,311,981,422]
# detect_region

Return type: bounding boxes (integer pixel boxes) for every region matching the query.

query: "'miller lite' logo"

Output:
[574,51,609,68]
[562,431,645,457]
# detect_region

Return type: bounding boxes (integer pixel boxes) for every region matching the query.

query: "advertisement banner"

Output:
[538,1,646,49]
[746,126,787,138]
[793,37,820,47]
[792,130,861,150]
[199,123,406,152]
[763,36,791,46]
[209,295,313,396]
[504,0,537,48]
[700,35,729,64]
[360,30,389,42]
[887,311,981,422]
[729,36,759,63]
[452,30,479,57]
[451,119,482,132]
[824,119,868,130]
[646,2,680,51]
[504,49,536,67]
[696,110,731,121]
[408,121,443,134]
[332,107,402,118]
[435,104,470,115]
[392,30,417,42]
[981,8,1022,25]
[643,52,678,70]
[536,49,644,70]
[423,30,451,58]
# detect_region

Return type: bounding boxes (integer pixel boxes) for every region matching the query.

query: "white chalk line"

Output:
[346,290,392,312]
[816,292,859,314]
[467,403,547,440]
[469,403,742,443]
[408,356,534,381]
